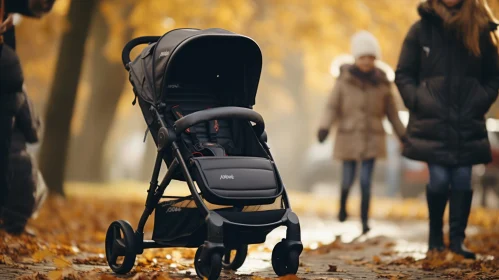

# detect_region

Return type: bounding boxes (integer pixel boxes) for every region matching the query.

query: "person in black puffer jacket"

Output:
[0,0,55,213]
[395,0,499,259]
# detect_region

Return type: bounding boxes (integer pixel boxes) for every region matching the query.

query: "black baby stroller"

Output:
[105,28,303,279]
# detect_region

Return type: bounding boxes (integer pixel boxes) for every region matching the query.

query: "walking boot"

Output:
[449,190,476,259]
[338,189,349,222]
[1,208,28,236]
[426,186,448,251]
[361,193,370,234]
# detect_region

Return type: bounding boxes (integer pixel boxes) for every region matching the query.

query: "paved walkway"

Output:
[1,216,449,280]
[1,183,497,280]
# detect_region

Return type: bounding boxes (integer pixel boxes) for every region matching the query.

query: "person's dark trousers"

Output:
[426,185,448,251]
[0,44,25,213]
[339,188,349,222]
[428,164,475,258]
[360,188,371,234]
[339,159,375,234]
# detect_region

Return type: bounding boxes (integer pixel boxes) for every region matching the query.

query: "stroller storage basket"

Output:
[152,197,210,247]
[192,157,282,206]
[152,197,287,247]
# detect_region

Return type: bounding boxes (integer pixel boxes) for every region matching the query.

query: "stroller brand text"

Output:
[220,174,235,180]
[166,206,182,213]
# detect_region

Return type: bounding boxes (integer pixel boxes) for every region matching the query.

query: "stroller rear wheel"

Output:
[194,246,223,280]
[105,220,137,274]
[222,244,248,270]
[272,241,300,276]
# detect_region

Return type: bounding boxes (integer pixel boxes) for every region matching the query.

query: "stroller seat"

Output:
[161,86,282,206]
[164,89,232,157]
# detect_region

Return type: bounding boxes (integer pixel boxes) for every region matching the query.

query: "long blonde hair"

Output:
[429,0,498,56]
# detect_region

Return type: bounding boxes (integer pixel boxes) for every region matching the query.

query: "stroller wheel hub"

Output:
[194,245,223,280]
[105,220,137,274]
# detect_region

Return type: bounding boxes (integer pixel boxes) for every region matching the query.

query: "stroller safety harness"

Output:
[104,28,303,280]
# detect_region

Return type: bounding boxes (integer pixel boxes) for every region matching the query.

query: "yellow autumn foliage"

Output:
[12,0,499,121]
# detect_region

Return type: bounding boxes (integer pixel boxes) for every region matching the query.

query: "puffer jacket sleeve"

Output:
[319,80,342,130]
[5,0,34,16]
[5,0,55,17]
[395,22,421,111]
[15,91,41,143]
[385,91,406,139]
[481,31,499,106]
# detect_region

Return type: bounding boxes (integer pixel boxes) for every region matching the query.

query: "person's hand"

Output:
[317,129,329,143]
[0,14,14,34]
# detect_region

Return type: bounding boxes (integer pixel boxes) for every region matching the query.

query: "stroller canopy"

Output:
[129,28,263,107]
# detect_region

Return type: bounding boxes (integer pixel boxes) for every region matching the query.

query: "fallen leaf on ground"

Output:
[463,272,480,280]
[32,250,55,263]
[480,263,491,273]
[384,242,396,248]
[372,266,390,272]
[388,256,416,266]
[376,273,410,279]
[99,274,120,280]
[442,268,464,274]
[373,255,382,264]
[150,272,170,280]
[16,272,49,280]
[327,264,337,272]
[53,256,72,268]
[1,254,15,265]
[445,252,454,261]
[278,275,300,280]
[47,270,63,280]
[73,256,107,265]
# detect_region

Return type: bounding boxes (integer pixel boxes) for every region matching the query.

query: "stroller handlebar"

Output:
[122,36,161,71]
[174,107,265,137]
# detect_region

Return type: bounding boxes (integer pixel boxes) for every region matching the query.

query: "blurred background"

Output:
[15,0,499,206]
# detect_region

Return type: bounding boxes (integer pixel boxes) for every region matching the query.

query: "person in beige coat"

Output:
[318,31,406,233]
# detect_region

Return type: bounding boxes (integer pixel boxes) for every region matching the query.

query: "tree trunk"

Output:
[67,5,133,182]
[38,0,98,195]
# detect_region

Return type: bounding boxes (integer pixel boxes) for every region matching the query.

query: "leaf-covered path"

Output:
[1,183,498,279]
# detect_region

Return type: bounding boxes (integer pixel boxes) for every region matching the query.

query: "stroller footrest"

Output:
[218,209,286,226]
[192,157,282,205]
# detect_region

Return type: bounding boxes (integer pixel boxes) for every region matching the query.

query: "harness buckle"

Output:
[194,142,204,151]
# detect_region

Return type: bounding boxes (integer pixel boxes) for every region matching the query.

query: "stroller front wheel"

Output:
[194,246,223,280]
[222,244,248,270]
[105,220,137,274]
[272,242,300,276]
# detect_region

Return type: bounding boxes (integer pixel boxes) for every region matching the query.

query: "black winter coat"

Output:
[395,3,499,166]
[3,90,42,230]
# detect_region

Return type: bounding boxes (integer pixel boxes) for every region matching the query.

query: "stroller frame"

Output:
[105,32,303,279]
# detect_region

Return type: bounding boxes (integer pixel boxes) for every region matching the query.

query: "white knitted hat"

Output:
[350,30,381,59]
